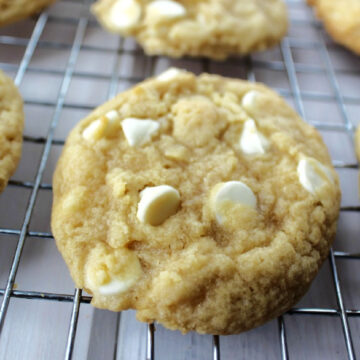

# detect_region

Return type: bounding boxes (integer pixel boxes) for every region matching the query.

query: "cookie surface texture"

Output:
[51,69,341,335]
[307,0,360,55]
[92,0,288,60]
[0,71,24,193]
[0,0,57,26]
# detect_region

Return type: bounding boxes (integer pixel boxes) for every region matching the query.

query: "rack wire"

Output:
[0,0,359,359]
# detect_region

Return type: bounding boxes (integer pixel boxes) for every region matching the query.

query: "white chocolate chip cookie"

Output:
[0,0,57,27]
[92,0,288,60]
[51,69,341,335]
[356,126,360,162]
[307,0,360,55]
[0,71,24,193]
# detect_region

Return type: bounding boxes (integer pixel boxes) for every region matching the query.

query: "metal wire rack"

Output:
[0,0,359,359]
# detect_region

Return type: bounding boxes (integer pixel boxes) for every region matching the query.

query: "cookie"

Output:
[355,126,360,170]
[307,0,360,55]
[91,0,288,60]
[0,0,57,27]
[0,71,24,193]
[51,69,341,335]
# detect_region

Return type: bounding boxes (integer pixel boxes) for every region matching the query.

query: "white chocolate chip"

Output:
[86,248,142,296]
[105,109,121,125]
[240,119,269,155]
[157,68,182,82]
[122,118,160,147]
[137,185,180,226]
[83,110,121,141]
[98,278,136,295]
[109,0,141,31]
[242,90,263,113]
[211,181,257,224]
[146,0,186,22]
[297,157,334,194]
[104,109,121,136]
[82,119,106,141]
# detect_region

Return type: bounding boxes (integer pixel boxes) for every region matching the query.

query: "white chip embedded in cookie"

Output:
[109,0,142,31]
[86,247,143,296]
[211,181,257,224]
[137,185,181,226]
[82,119,106,141]
[52,70,341,335]
[146,0,186,22]
[242,90,263,113]
[240,119,269,155]
[157,68,183,82]
[105,109,120,124]
[297,156,334,194]
[92,0,288,59]
[121,118,160,147]
[83,110,121,141]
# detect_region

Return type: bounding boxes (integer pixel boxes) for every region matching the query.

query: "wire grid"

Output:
[0,0,359,359]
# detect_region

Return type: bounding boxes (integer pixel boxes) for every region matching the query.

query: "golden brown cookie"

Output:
[0,70,24,193]
[92,0,288,60]
[51,69,341,334]
[307,0,360,55]
[0,0,57,27]
[355,126,360,161]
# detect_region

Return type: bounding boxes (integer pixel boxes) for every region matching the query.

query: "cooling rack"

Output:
[0,0,360,359]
